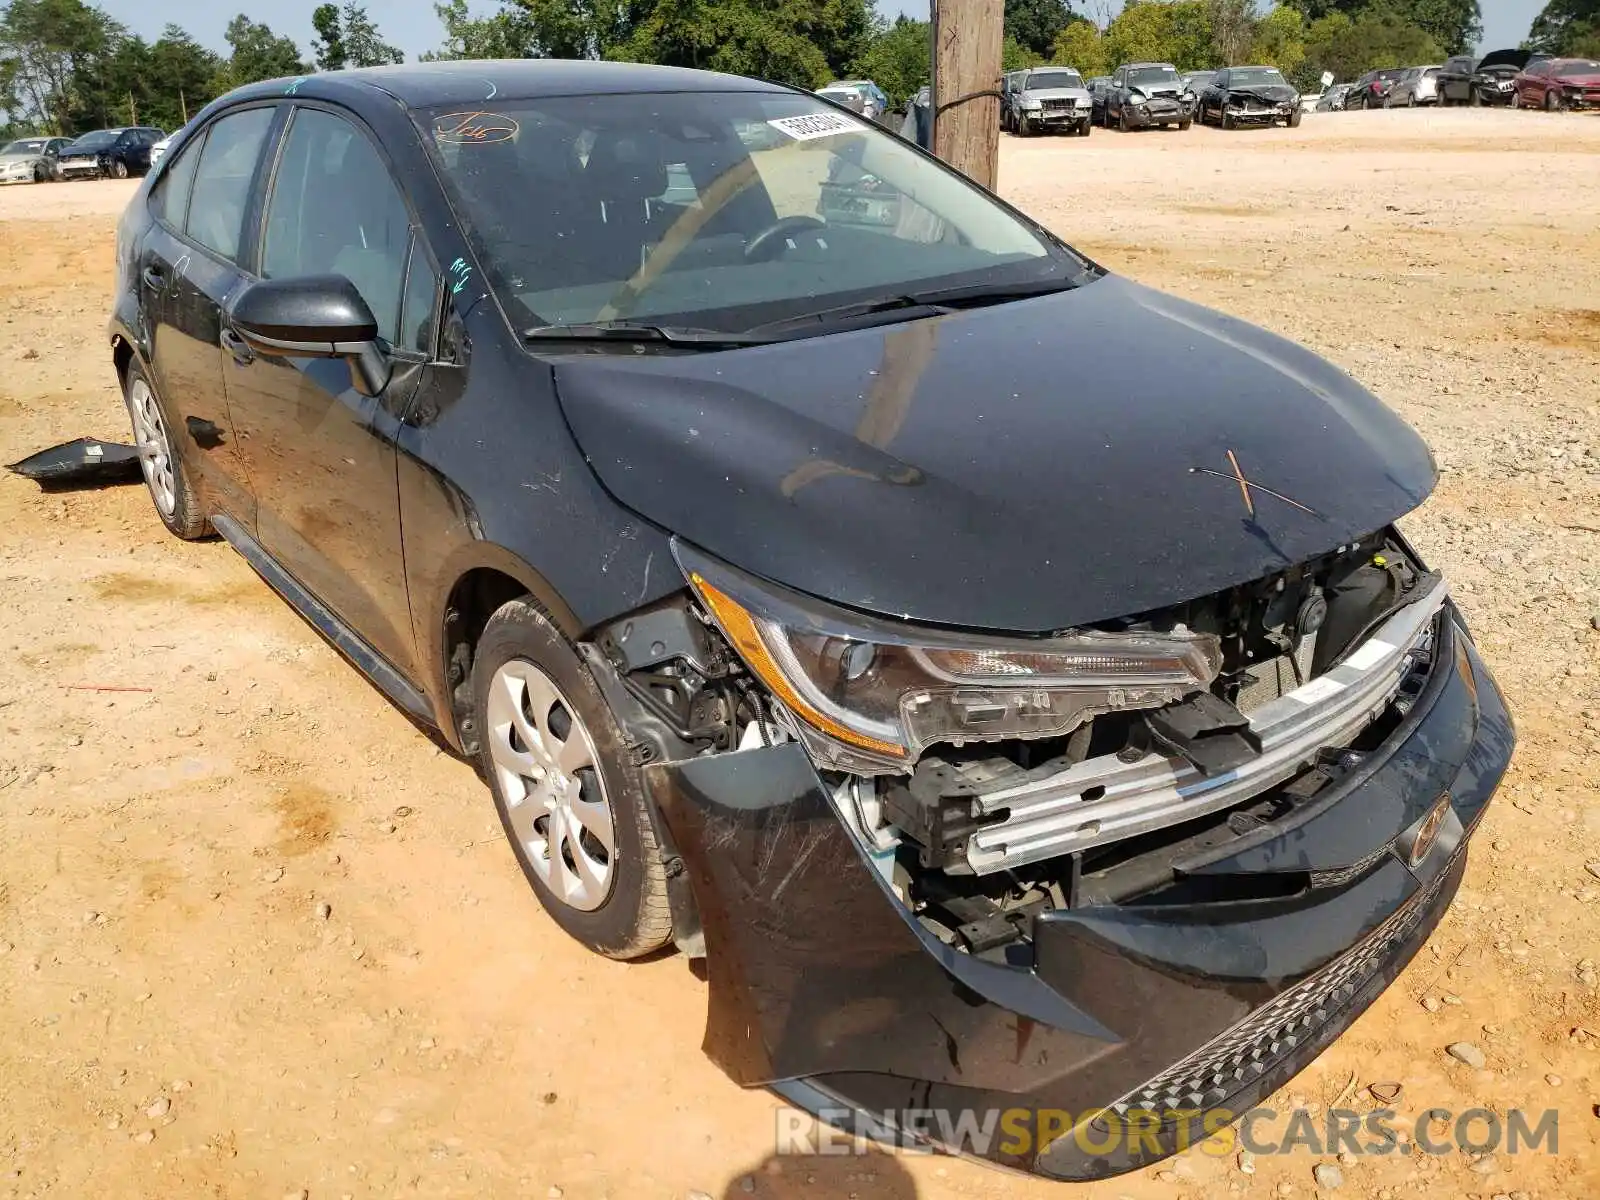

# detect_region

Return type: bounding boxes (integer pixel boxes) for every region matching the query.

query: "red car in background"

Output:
[1514,57,1600,110]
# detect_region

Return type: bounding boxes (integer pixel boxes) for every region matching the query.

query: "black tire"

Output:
[1288,107,1302,128]
[1178,118,1192,131]
[33,164,46,183]
[122,358,209,540]
[112,159,129,179]
[1017,113,1031,137]
[473,598,673,961]
[1079,120,1091,137]
[1222,110,1235,130]
[1118,106,1129,131]
[1469,87,1481,107]
[1545,89,1563,112]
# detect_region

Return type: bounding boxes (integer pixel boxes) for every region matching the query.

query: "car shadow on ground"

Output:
[722,1149,920,1198]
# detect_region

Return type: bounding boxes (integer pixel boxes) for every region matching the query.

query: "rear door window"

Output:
[150,133,203,229]
[186,107,275,263]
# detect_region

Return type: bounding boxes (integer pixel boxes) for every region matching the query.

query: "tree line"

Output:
[5,0,1580,143]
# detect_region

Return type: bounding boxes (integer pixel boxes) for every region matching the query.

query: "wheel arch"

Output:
[428,546,586,755]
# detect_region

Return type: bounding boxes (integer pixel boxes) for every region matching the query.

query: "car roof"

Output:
[1121,62,1177,69]
[228,59,785,112]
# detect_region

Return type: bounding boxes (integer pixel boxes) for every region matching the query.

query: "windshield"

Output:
[1554,59,1600,73]
[1026,70,1083,90]
[1228,68,1288,87]
[1128,67,1180,88]
[69,130,120,149]
[2,139,48,154]
[422,91,1084,333]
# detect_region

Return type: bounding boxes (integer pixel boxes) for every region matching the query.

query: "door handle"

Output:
[142,265,166,290]
[220,327,255,366]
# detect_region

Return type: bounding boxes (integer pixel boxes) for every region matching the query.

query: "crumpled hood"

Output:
[553,275,1436,633]
[1226,84,1298,104]
[57,148,101,159]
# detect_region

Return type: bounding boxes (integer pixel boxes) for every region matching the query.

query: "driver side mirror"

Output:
[229,274,392,396]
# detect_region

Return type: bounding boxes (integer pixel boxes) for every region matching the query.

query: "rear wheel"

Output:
[122,359,208,540]
[474,598,673,960]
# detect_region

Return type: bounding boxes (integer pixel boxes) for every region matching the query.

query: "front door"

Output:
[142,104,280,528]
[221,103,440,679]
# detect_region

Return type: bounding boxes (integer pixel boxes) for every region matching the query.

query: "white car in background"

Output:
[150,134,172,166]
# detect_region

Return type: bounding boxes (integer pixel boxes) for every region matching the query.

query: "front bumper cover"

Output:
[647,610,1512,1179]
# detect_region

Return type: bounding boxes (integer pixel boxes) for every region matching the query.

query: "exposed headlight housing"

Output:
[676,541,1222,775]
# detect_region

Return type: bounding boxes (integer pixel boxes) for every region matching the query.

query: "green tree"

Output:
[1303,9,1440,81]
[422,0,538,59]
[1249,3,1305,80]
[1103,0,1214,71]
[0,0,120,132]
[1396,0,1480,55]
[341,4,403,65]
[851,15,930,105]
[619,0,829,87]
[1006,0,1076,59]
[220,14,308,87]
[1052,16,1107,74]
[1528,0,1600,54]
[311,3,345,70]
[1001,32,1043,69]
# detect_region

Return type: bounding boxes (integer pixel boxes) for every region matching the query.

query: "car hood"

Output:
[57,147,103,158]
[1130,85,1182,99]
[0,151,44,164]
[1226,83,1298,103]
[1023,87,1091,102]
[552,275,1437,633]
[1477,49,1531,73]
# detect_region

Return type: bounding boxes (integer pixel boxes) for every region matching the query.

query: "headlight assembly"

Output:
[675,541,1222,775]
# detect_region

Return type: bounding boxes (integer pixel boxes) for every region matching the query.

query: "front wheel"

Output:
[112,159,129,179]
[1222,110,1235,130]
[1546,89,1564,112]
[1178,118,1192,131]
[474,599,673,960]
[1017,113,1032,137]
[1079,120,1091,137]
[1287,108,1303,128]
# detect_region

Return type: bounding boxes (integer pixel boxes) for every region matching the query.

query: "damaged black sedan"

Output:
[1195,66,1303,128]
[108,60,1513,1181]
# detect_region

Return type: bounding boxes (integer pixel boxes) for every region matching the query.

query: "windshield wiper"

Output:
[744,276,1082,337]
[523,322,771,347]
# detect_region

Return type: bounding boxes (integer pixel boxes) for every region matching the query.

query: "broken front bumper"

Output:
[646,608,1513,1180]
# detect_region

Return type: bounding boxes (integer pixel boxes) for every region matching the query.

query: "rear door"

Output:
[139,103,281,528]
[220,102,440,677]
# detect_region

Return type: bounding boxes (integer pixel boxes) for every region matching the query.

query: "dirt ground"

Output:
[1,107,1597,1200]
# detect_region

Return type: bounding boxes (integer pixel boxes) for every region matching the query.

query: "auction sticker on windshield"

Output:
[768,111,861,141]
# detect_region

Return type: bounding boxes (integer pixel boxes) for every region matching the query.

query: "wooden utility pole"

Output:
[930,0,1004,191]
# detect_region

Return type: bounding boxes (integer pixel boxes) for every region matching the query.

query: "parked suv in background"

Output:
[1007,66,1093,137]
[1470,49,1546,104]
[1388,65,1440,106]
[56,126,165,179]
[1106,62,1189,130]
[1436,54,1477,105]
[1347,68,1405,109]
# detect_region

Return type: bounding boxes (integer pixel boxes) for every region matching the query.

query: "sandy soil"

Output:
[1,108,1597,1200]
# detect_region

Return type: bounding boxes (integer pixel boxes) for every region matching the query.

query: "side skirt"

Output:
[210,512,436,727]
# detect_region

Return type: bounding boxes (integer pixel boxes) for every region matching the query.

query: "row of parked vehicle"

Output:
[1000,62,1306,135]
[1319,50,1600,112]
[0,125,170,185]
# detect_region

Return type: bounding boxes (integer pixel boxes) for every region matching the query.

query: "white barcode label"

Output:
[1288,676,1345,706]
[768,112,860,141]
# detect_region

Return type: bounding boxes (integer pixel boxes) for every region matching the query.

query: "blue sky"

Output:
[99,1,1547,64]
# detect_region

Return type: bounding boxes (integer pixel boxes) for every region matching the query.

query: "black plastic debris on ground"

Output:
[5,438,144,489]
